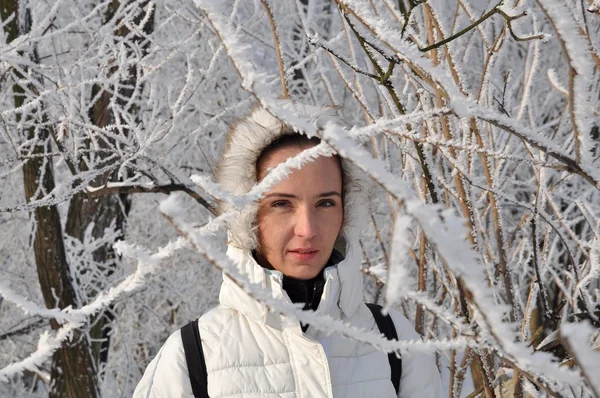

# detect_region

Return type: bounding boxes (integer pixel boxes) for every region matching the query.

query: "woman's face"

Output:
[255,144,343,280]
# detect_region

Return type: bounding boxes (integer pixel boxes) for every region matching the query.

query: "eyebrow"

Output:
[264,191,341,199]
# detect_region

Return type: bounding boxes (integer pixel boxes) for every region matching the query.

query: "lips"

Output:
[289,249,319,260]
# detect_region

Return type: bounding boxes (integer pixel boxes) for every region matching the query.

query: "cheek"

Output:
[258,213,290,250]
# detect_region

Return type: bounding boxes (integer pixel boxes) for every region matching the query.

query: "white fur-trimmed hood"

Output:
[215,104,372,250]
[214,103,373,316]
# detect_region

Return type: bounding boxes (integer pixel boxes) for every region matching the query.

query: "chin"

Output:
[286,264,323,280]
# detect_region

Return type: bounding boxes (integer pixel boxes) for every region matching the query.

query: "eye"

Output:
[318,200,336,208]
[271,200,290,208]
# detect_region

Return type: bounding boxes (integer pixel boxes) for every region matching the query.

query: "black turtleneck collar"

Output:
[251,249,345,318]
[280,249,344,332]
[251,248,344,332]
[282,269,326,313]
[282,270,324,333]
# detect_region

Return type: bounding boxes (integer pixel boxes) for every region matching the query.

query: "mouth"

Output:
[288,249,319,260]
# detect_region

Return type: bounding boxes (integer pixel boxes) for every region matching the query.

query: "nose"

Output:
[294,206,317,239]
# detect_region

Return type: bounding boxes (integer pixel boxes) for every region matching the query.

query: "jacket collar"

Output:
[219,238,363,328]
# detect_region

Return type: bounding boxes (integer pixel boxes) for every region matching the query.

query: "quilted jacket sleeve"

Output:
[389,310,444,398]
[132,330,194,398]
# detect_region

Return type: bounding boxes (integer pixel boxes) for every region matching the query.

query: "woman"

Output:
[134,105,443,397]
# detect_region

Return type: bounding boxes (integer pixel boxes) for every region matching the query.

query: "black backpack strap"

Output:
[180,320,209,398]
[366,303,402,395]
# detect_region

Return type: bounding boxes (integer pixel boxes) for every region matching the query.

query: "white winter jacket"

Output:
[134,105,443,397]
[133,245,443,398]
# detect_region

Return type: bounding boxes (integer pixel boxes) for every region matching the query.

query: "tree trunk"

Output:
[2,2,100,396]
[64,0,154,366]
